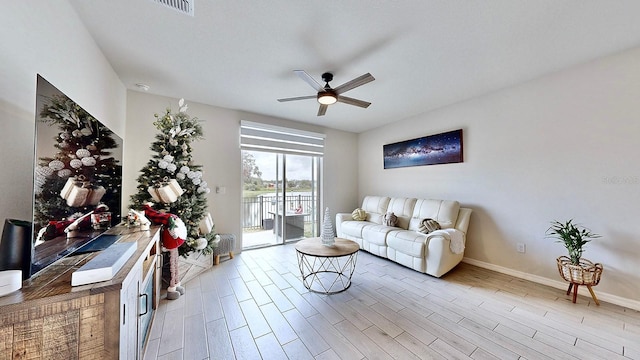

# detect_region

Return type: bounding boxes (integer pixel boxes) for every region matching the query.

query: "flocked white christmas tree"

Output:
[321,207,335,246]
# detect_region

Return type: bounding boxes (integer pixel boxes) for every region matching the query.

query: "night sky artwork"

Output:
[383,129,463,169]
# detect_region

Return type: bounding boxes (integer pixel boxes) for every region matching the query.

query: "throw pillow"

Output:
[418,218,441,234]
[383,212,398,227]
[352,208,367,221]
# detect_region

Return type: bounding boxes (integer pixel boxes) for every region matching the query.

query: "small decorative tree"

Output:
[130,99,216,256]
[321,207,335,246]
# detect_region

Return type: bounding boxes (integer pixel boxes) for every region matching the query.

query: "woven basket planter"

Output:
[556,256,603,286]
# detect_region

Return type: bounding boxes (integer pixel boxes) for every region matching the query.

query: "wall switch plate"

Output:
[516,243,526,253]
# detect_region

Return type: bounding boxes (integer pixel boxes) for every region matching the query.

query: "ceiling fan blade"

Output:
[277,95,317,102]
[337,96,371,108]
[294,70,323,92]
[317,104,328,116]
[334,73,375,94]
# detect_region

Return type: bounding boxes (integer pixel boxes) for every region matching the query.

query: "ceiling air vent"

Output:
[151,0,194,16]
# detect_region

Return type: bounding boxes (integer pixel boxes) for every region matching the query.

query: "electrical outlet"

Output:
[516,243,526,253]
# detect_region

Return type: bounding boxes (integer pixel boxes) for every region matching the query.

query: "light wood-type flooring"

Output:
[143,242,640,359]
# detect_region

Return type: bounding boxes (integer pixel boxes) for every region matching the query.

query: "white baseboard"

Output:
[462,257,640,312]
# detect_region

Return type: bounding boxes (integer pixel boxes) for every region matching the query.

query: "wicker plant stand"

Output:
[556,256,603,305]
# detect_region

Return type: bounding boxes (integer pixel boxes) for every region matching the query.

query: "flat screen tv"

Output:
[31,75,123,276]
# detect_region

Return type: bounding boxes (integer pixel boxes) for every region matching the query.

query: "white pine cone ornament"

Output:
[57,169,72,178]
[49,160,65,171]
[37,165,54,177]
[70,159,83,168]
[195,237,208,250]
[81,157,96,166]
[76,149,91,158]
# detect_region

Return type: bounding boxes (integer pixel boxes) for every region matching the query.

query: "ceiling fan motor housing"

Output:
[317,88,337,105]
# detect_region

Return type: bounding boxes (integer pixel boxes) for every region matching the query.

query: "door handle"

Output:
[139,293,148,316]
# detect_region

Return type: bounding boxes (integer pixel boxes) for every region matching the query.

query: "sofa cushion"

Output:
[362,224,396,246]
[351,208,367,221]
[386,230,427,258]
[340,220,371,239]
[386,197,417,230]
[361,196,390,224]
[409,199,460,231]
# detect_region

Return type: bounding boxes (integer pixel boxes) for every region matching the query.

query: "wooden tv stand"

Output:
[0,225,161,359]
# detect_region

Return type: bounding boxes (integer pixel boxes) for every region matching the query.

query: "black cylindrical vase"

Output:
[0,219,33,279]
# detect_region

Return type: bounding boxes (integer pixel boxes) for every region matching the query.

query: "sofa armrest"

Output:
[424,228,466,254]
[335,213,351,237]
[421,228,466,277]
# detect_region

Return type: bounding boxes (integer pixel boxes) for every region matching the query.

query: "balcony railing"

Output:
[242,194,316,231]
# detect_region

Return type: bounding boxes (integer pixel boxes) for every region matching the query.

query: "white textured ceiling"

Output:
[68,0,640,133]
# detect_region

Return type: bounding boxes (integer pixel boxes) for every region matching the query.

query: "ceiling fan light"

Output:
[317,91,337,105]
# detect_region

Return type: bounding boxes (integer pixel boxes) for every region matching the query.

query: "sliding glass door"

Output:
[241,150,321,249]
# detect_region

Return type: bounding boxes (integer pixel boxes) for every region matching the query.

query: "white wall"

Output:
[124,91,359,253]
[358,47,640,306]
[0,2,126,225]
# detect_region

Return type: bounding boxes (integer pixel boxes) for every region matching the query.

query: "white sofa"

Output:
[336,196,472,277]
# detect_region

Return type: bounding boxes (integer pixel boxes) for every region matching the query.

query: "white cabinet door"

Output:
[120,263,141,359]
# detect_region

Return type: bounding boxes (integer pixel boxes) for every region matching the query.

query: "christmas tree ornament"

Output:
[195,237,208,250]
[199,212,214,235]
[49,159,64,171]
[81,157,96,167]
[37,165,55,177]
[147,178,184,204]
[57,169,72,178]
[69,159,82,168]
[76,149,91,158]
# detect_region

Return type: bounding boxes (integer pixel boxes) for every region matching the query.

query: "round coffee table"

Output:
[295,237,359,294]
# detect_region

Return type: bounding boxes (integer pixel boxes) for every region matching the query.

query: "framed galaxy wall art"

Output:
[383,129,463,169]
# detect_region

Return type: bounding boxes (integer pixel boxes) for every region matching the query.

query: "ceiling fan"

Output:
[278,70,375,116]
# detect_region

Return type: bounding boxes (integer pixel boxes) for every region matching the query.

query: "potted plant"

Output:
[546,219,603,304]
[546,219,600,265]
